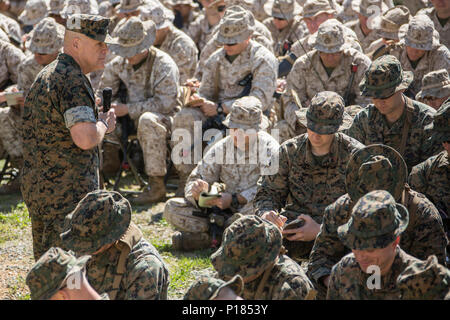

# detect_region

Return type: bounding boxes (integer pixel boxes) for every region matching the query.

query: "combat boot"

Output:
[171,231,212,251]
[132,176,167,205]
[175,171,190,197]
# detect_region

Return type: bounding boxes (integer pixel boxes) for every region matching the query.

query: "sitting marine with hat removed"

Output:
[210,215,315,300]
[60,190,170,300]
[254,91,365,261]
[308,144,448,298]
[327,190,450,300]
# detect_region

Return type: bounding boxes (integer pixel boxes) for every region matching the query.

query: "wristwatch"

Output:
[231,193,240,210]
[216,103,223,115]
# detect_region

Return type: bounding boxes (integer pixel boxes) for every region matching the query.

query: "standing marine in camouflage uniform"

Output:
[210,215,315,300]
[60,190,170,300]
[173,5,277,178]
[416,0,450,49]
[389,14,450,98]
[327,189,450,300]
[26,247,107,300]
[254,91,364,261]
[97,17,180,205]
[21,14,117,260]
[184,274,244,300]
[164,97,279,250]
[308,144,448,299]
[415,69,450,110]
[409,102,450,255]
[145,5,198,84]
[348,54,441,172]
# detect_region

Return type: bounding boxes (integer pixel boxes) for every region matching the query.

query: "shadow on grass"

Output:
[0,193,24,213]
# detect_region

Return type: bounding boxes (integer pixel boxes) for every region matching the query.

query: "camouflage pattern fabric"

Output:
[186,11,217,52]
[21,53,100,260]
[17,53,45,97]
[18,0,49,26]
[416,7,450,49]
[374,5,411,41]
[216,5,254,45]
[0,39,25,89]
[210,215,314,299]
[60,0,99,18]
[184,274,244,300]
[65,13,113,43]
[416,69,450,101]
[327,247,430,299]
[345,19,380,53]
[222,96,269,130]
[26,247,91,300]
[26,17,64,55]
[0,106,23,159]
[0,12,22,45]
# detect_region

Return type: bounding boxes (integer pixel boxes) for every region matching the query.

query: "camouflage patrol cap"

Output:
[184,274,244,300]
[355,0,382,18]
[295,91,350,135]
[217,5,254,44]
[117,0,143,14]
[346,144,407,202]
[210,215,282,282]
[60,0,99,19]
[263,0,302,21]
[60,190,132,256]
[375,5,411,40]
[430,101,450,144]
[302,0,336,19]
[416,69,450,100]
[49,0,65,15]
[399,15,440,51]
[359,55,413,99]
[26,247,90,300]
[397,255,450,300]
[26,17,64,55]
[66,14,113,43]
[109,17,156,58]
[314,19,349,53]
[337,190,409,250]
[18,0,49,26]
[223,96,269,130]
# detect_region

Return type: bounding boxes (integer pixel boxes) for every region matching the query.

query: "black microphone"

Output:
[102,87,112,113]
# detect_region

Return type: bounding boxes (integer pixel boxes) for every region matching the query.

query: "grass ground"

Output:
[0,170,215,300]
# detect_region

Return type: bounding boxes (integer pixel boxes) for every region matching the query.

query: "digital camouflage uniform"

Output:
[416,6,450,49]
[60,190,170,300]
[164,97,279,250]
[146,5,198,84]
[348,55,441,172]
[21,14,112,260]
[327,190,449,300]
[98,18,180,178]
[25,247,108,300]
[0,39,24,90]
[415,69,450,106]
[390,15,450,98]
[18,0,49,27]
[0,12,22,46]
[308,144,448,298]
[186,6,218,51]
[254,91,365,260]
[211,215,315,300]
[184,274,244,300]
[169,0,200,34]
[173,6,277,176]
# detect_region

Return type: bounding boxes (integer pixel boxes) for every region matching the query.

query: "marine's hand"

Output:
[283,214,320,241]
[191,179,209,201]
[206,192,232,209]
[261,211,287,230]
[111,103,128,117]
[200,100,218,117]
[98,108,116,134]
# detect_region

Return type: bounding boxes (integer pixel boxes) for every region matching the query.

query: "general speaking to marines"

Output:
[21,13,117,261]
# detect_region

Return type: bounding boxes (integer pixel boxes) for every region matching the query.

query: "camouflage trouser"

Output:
[0,107,23,158]
[163,197,210,233]
[29,212,66,261]
[171,107,207,176]
[137,112,172,177]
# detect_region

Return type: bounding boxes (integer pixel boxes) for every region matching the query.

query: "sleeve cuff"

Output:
[64,106,96,129]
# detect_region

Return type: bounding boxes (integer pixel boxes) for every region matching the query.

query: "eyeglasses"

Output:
[217,5,226,12]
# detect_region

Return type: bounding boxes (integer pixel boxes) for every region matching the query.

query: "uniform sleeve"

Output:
[408,160,431,195]
[17,59,36,96]
[347,108,368,144]
[326,263,344,300]
[5,43,25,84]
[272,276,313,300]
[198,52,221,102]
[171,33,198,84]
[194,37,219,80]
[352,52,372,107]
[283,55,308,114]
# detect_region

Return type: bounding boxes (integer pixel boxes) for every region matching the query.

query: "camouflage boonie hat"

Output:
[60,0,99,19]
[397,255,450,300]
[355,0,382,17]
[144,5,172,30]
[314,19,349,53]
[416,69,450,100]
[60,190,132,255]
[26,18,64,55]
[399,15,440,51]
[66,14,113,43]
[296,91,350,135]
[19,0,49,26]
[26,247,91,300]
[210,215,282,282]
[337,190,409,250]
[359,55,413,99]
[98,1,114,18]
[302,0,336,19]
[49,0,65,15]
[117,0,143,14]
[346,144,407,202]
[183,274,244,300]
[216,5,254,45]
[169,0,198,7]
[375,5,410,40]
[430,101,450,144]
[263,0,302,20]
[223,96,269,130]
[109,17,155,58]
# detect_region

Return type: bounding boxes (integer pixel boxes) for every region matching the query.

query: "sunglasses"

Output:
[217,5,226,12]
